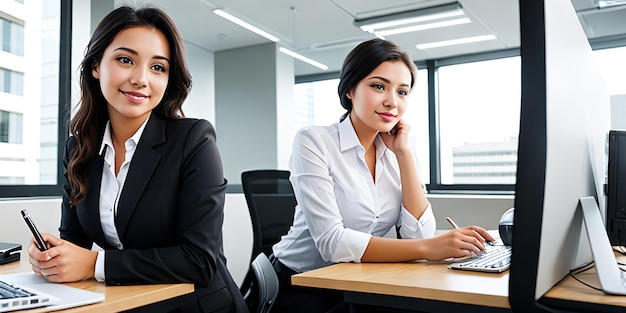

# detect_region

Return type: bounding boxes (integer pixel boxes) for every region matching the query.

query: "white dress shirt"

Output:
[94,116,150,281]
[272,116,436,273]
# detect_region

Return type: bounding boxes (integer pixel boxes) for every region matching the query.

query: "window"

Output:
[0,0,66,196]
[1,16,24,56]
[292,53,521,193]
[437,56,521,187]
[0,67,24,95]
[0,110,22,143]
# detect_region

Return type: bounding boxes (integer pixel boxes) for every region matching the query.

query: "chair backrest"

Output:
[242,252,279,313]
[241,170,296,262]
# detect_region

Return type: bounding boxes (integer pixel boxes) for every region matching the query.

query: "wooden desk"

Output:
[292,261,510,313]
[0,254,194,312]
[542,252,626,313]
[293,251,626,313]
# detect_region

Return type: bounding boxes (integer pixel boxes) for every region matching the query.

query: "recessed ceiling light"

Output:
[416,35,497,49]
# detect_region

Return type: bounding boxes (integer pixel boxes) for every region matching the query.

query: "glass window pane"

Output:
[0,1,60,186]
[438,57,521,185]
[0,111,7,142]
[285,79,344,168]
[0,110,21,143]
[1,17,24,56]
[10,19,24,56]
[11,70,23,95]
[403,68,430,184]
[0,68,24,95]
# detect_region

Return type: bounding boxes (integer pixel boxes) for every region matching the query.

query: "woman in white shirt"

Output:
[271,38,495,313]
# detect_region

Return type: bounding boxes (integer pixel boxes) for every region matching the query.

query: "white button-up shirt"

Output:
[272,116,435,273]
[94,116,149,281]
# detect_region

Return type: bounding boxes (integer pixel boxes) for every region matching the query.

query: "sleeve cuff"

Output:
[329,230,372,263]
[399,203,436,239]
[94,250,105,282]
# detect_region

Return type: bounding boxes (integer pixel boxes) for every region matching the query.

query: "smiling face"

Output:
[347,60,412,136]
[92,26,170,125]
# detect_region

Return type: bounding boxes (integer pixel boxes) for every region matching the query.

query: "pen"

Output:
[446,216,495,245]
[446,216,460,229]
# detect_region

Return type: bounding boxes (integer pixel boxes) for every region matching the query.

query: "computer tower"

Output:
[606,130,626,246]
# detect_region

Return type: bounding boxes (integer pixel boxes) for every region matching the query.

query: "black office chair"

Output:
[241,252,279,313]
[241,169,297,262]
[240,170,296,312]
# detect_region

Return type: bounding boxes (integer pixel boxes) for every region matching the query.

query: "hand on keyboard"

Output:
[448,245,512,273]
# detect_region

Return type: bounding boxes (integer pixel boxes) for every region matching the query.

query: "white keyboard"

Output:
[448,245,512,273]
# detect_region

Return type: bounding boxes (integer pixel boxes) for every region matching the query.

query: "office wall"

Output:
[215,43,287,185]
[182,43,216,123]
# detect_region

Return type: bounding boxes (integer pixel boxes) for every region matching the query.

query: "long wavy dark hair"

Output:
[337,38,417,122]
[67,5,192,206]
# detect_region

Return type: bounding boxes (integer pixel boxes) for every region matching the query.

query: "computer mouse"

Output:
[499,207,514,246]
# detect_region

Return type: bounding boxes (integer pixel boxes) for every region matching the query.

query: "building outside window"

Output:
[0,110,22,144]
[0,67,24,95]
[438,56,521,185]
[1,16,24,56]
[0,0,60,187]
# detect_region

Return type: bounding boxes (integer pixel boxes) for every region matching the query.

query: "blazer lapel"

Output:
[82,154,108,245]
[114,116,166,239]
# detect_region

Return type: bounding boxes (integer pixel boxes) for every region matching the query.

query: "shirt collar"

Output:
[338,115,388,155]
[99,114,151,155]
[338,115,360,152]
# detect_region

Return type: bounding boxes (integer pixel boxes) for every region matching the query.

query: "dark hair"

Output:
[67,5,192,206]
[337,38,417,121]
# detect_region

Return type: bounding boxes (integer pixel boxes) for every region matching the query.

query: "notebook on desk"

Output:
[0,272,104,312]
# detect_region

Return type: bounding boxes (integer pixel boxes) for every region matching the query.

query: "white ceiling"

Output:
[133,0,626,76]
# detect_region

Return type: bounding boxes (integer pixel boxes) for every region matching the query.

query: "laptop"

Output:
[0,272,104,312]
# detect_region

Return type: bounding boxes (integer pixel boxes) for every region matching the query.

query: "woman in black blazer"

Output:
[26,6,247,313]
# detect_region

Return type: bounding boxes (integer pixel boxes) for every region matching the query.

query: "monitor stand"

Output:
[579,196,626,295]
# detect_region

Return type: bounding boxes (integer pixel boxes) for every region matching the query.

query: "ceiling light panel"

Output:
[213,9,280,42]
[354,2,465,34]
[279,47,328,71]
[416,34,497,49]
[375,17,471,36]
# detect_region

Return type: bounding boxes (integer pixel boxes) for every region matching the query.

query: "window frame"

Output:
[427,49,520,194]
[0,0,70,198]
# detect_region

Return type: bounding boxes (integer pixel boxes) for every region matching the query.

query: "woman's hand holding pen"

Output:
[419,224,495,261]
[27,232,98,283]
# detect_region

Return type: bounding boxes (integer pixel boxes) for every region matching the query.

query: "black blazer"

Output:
[60,115,247,313]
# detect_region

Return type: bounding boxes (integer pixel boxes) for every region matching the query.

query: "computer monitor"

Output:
[607,130,626,247]
[509,0,611,311]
